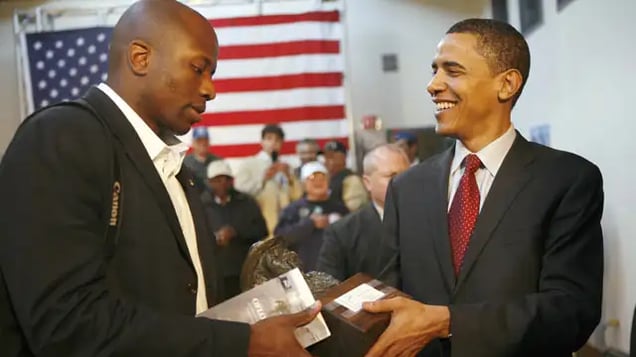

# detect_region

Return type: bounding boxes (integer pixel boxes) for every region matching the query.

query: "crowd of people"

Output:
[185,121,414,294]
[0,0,604,356]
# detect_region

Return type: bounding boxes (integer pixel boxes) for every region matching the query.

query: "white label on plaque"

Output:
[334,283,386,313]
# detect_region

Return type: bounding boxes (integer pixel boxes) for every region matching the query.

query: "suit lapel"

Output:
[361,204,380,268]
[427,148,456,293]
[176,170,218,304]
[82,87,192,263]
[454,133,536,294]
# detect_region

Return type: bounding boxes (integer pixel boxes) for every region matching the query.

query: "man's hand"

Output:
[275,162,292,179]
[248,301,322,357]
[215,226,236,247]
[310,214,329,229]
[263,165,278,182]
[362,297,450,357]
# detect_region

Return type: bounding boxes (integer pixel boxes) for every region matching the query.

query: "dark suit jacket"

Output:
[201,190,268,277]
[0,87,250,356]
[316,203,384,281]
[380,133,604,357]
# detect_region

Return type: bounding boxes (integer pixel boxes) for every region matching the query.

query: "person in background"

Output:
[201,160,268,301]
[183,126,220,192]
[316,144,409,281]
[293,138,320,180]
[394,131,420,167]
[234,124,302,235]
[364,18,603,357]
[274,161,348,272]
[322,140,368,212]
[0,1,320,355]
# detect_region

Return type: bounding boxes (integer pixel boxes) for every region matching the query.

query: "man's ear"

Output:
[127,40,151,76]
[362,174,372,193]
[497,69,523,102]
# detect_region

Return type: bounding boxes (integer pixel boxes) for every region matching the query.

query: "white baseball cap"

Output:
[206,160,233,179]
[300,161,328,181]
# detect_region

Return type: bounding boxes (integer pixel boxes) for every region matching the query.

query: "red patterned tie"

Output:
[448,154,482,276]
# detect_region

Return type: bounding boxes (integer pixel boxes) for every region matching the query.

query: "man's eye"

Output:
[192,65,203,74]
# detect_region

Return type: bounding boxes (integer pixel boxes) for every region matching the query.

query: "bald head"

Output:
[363,144,408,175]
[108,0,214,77]
[105,0,219,136]
[362,144,410,208]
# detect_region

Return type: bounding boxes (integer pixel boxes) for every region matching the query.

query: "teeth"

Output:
[436,102,456,110]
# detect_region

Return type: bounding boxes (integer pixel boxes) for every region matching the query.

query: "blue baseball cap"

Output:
[192,126,209,140]
[394,131,417,145]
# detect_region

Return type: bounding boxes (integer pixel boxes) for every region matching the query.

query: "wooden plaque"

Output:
[309,273,409,357]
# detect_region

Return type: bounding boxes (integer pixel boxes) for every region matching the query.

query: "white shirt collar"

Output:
[373,201,384,221]
[450,124,516,177]
[96,83,189,178]
[214,195,231,205]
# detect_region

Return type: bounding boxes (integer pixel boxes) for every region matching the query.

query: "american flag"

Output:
[23,10,347,165]
[25,27,112,110]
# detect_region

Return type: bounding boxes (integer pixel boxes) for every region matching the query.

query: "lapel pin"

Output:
[188,179,194,187]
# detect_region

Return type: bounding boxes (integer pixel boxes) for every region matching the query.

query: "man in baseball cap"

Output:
[201,160,268,300]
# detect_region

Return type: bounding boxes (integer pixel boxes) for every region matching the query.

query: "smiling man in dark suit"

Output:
[0,1,319,356]
[363,19,604,357]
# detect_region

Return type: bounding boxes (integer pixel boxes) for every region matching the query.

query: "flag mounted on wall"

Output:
[22,10,347,162]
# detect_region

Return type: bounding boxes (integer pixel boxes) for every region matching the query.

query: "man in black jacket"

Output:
[323,140,368,212]
[0,1,319,356]
[316,144,410,281]
[201,160,268,301]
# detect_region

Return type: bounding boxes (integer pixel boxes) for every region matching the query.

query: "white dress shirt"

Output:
[97,83,209,314]
[448,125,516,212]
[373,201,384,221]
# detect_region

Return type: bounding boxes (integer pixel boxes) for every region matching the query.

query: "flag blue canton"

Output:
[25,27,113,109]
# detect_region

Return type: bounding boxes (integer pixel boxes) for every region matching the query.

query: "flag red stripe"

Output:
[218,40,339,60]
[199,105,345,126]
[209,136,348,158]
[214,72,342,93]
[210,10,339,28]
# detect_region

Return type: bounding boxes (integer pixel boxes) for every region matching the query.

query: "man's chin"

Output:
[435,123,452,137]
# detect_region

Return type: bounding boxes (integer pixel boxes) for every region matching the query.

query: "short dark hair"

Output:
[447,18,530,106]
[261,124,285,140]
[296,138,319,150]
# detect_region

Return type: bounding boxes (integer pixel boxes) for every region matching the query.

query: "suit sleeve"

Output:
[449,163,604,356]
[377,180,401,288]
[0,108,250,357]
[315,224,347,281]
